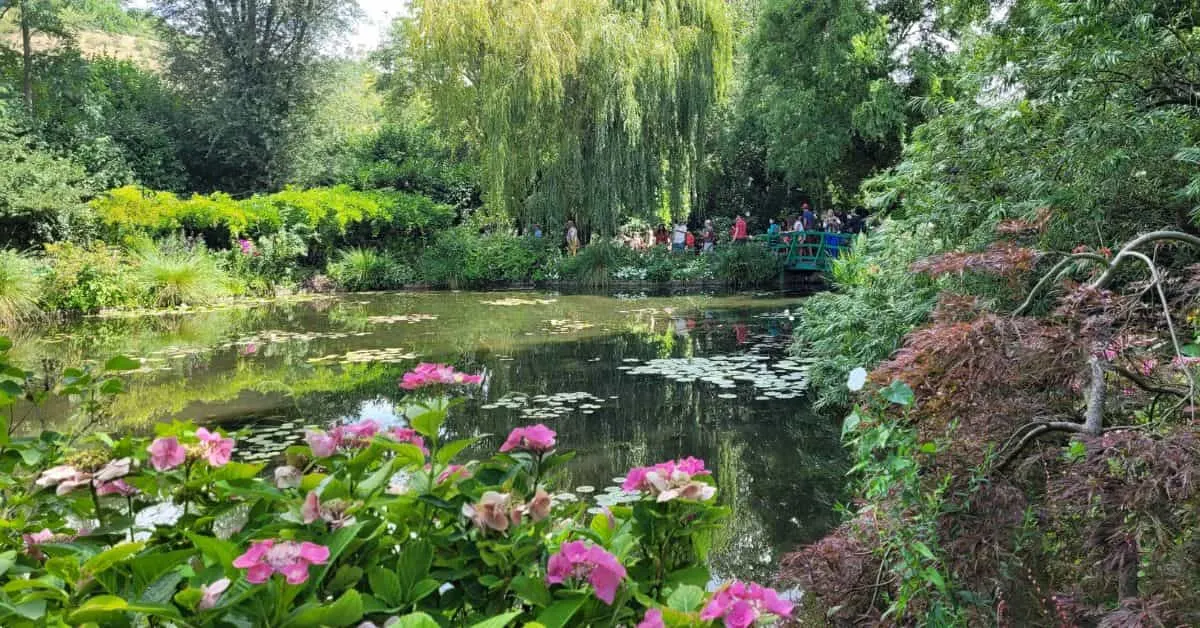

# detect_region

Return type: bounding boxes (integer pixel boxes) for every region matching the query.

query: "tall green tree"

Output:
[403,0,734,234]
[0,0,72,112]
[156,0,358,193]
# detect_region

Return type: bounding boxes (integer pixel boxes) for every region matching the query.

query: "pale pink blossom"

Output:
[400,363,483,390]
[22,528,73,560]
[301,491,356,529]
[96,479,138,497]
[388,427,428,455]
[148,437,187,471]
[622,457,715,503]
[36,465,92,495]
[198,577,231,610]
[527,488,552,522]
[699,581,793,628]
[499,424,556,453]
[305,430,339,457]
[462,491,514,533]
[545,541,626,604]
[232,539,330,585]
[196,428,235,467]
[637,609,665,628]
[94,457,132,482]
[275,465,302,489]
[437,464,471,484]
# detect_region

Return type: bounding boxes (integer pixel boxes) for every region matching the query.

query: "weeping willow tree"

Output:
[405,0,733,234]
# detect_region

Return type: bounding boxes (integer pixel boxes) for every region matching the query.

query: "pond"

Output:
[9,290,847,582]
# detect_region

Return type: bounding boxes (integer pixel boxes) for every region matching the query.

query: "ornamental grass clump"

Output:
[0,344,790,626]
[0,249,43,327]
[133,240,232,306]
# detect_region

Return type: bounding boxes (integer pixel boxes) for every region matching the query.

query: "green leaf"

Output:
[912,541,935,561]
[534,595,587,628]
[82,541,146,575]
[665,565,710,588]
[4,599,45,620]
[841,410,861,438]
[282,589,363,628]
[0,337,11,352]
[213,462,265,481]
[880,380,914,406]
[666,584,704,612]
[409,578,440,604]
[435,436,480,464]
[409,406,446,440]
[367,566,403,607]
[140,570,185,604]
[98,378,125,395]
[398,540,432,600]
[511,574,552,607]
[186,534,239,571]
[471,611,522,627]
[356,459,395,498]
[0,550,15,577]
[391,612,440,628]
[307,523,362,590]
[68,595,181,623]
[1182,343,1200,358]
[327,565,364,594]
[104,356,141,372]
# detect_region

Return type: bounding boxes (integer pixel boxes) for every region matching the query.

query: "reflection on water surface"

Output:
[12,290,846,581]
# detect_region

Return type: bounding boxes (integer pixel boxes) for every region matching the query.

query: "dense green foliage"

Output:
[405,0,734,233]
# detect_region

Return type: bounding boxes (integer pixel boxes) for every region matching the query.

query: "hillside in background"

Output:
[0,0,161,66]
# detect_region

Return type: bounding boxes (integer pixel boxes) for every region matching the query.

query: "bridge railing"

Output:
[753,230,855,272]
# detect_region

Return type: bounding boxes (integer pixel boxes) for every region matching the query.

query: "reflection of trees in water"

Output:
[437,331,846,580]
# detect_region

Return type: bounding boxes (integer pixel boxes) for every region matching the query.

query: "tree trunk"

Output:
[20,6,33,113]
[1083,356,1105,436]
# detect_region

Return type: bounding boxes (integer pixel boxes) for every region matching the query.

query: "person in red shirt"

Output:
[654,225,670,247]
[731,214,749,243]
[685,230,696,253]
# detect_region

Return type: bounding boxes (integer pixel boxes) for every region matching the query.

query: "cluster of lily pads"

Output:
[618,354,809,401]
[364,314,438,324]
[306,347,420,364]
[542,319,596,334]
[479,297,558,306]
[479,391,611,420]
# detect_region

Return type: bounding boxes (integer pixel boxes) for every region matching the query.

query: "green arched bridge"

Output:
[754,230,856,272]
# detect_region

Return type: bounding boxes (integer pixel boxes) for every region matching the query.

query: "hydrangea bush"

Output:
[0,343,794,627]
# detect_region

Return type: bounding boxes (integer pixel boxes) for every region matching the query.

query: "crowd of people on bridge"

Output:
[531,202,869,256]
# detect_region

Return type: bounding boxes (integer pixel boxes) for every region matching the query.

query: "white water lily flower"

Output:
[847,367,869,392]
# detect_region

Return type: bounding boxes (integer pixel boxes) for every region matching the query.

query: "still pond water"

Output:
[12,290,846,582]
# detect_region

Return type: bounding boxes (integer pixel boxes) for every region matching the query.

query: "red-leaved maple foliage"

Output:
[779,241,1200,626]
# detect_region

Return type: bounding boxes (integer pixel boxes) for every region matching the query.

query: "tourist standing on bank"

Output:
[731,214,749,244]
[702,220,717,252]
[565,220,580,256]
[654,224,670,247]
[801,203,817,231]
[767,218,781,237]
[671,221,688,252]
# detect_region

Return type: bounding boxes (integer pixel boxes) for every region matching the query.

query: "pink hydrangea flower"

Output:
[148,437,187,471]
[305,420,390,457]
[301,491,356,529]
[462,491,515,533]
[232,539,330,585]
[196,428,235,467]
[198,577,230,610]
[400,363,483,390]
[96,479,138,497]
[275,465,302,489]
[637,609,665,628]
[545,541,627,604]
[305,430,339,457]
[94,457,132,482]
[388,427,429,455]
[622,457,715,503]
[437,464,471,484]
[22,528,74,560]
[499,424,557,453]
[36,465,93,495]
[699,581,794,628]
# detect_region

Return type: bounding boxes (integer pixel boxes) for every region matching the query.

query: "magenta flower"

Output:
[637,609,665,628]
[232,539,330,585]
[196,428,234,467]
[499,424,557,453]
[388,427,429,455]
[148,437,187,471]
[238,239,253,255]
[545,541,627,605]
[699,581,794,628]
[22,528,74,560]
[96,479,139,497]
[305,430,338,458]
[400,362,483,390]
[198,577,231,610]
[622,457,715,503]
